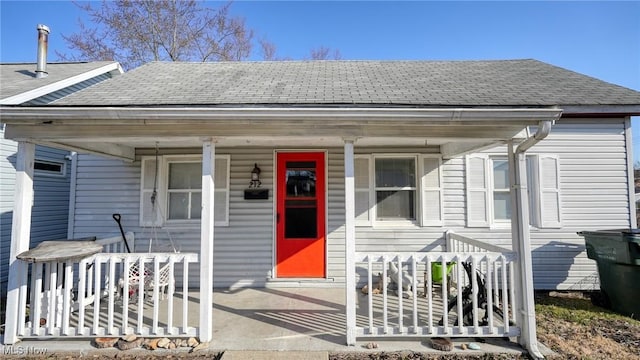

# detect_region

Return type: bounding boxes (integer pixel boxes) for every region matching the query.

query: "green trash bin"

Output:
[578,229,640,320]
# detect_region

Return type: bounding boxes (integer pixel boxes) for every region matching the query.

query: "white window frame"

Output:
[489,156,511,228]
[354,153,443,228]
[371,154,419,227]
[165,156,203,223]
[139,154,230,227]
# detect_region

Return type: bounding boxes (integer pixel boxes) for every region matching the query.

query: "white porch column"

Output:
[508,141,543,359]
[200,139,215,342]
[343,139,356,346]
[4,141,35,344]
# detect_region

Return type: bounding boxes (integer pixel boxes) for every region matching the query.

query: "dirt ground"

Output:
[535,291,640,360]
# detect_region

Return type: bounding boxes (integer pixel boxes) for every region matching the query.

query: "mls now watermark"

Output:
[2,345,48,356]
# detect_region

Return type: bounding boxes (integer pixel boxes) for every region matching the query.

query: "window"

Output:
[354,154,443,227]
[375,157,416,221]
[466,154,561,228]
[491,158,511,223]
[167,161,202,220]
[140,155,230,227]
[34,159,65,177]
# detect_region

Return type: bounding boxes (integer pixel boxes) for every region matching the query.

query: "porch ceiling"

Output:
[1,106,562,161]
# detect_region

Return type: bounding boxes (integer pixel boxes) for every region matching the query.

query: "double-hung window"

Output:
[466,153,561,228]
[167,161,202,220]
[140,155,230,227]
[375,157,416,222]
[491,158,511,225]
[354,154,443,227]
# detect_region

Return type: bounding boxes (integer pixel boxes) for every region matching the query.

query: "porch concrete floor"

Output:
[3,287,542,357]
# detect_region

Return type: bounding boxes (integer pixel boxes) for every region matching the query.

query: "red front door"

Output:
[276,152,326,278]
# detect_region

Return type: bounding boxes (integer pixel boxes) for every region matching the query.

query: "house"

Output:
[0,56,123,307]
[2,59,639,358]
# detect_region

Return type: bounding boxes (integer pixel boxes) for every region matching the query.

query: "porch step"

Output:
[220,350,328,360]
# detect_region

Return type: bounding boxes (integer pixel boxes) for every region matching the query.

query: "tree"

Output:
[58,0,254,70]
[309,46,342,60]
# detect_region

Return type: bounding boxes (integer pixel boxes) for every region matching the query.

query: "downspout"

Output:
[450,112,552,359]
[516,120,552,154]
[510,120,553,359]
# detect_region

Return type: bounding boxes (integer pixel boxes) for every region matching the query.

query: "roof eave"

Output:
[559,104,640,117]
[0,106,563,126]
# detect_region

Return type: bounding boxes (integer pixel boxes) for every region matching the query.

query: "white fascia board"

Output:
[560,105,640,116]
[0,62,123,105]
[0,107,563,125]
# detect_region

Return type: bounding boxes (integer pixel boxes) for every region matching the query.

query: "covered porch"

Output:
[2,106,562,359]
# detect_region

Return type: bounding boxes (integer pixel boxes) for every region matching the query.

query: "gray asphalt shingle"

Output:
[51,59,640,107]
[0,61,117,100]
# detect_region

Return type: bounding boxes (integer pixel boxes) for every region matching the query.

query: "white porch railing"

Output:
[15,233,199,339]
[353,233,519,339]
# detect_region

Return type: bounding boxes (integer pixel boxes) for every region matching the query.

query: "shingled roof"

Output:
[51,59,640,108]
[0,61,120,103]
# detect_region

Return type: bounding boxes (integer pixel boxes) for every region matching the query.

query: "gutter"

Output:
[0,107,563,125]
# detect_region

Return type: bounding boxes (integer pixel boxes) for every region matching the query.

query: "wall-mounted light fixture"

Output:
[250,163,261,188]
[245,163,268,200]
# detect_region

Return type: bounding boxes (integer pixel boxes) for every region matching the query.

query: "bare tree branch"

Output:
[310,46,342,60]
[59,0,254,70]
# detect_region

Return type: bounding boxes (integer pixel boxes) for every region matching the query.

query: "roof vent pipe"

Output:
[35,24,50,78]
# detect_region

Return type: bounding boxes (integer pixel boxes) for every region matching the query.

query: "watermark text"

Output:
[2,345,48,356]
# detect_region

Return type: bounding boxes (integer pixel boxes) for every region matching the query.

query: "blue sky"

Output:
[1,1,639,159]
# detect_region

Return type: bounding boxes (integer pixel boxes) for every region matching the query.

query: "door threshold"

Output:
[265,277,337,288]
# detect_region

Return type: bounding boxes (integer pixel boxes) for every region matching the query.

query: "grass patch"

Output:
[535,291,640,359]
[534,292,629,326]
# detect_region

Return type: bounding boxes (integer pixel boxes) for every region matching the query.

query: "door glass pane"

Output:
[285,200,317,238]
[284,159,318,239]
[286,162,316,197]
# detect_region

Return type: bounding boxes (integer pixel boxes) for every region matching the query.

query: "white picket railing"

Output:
[17,233,199,338]
[354,234,518,338]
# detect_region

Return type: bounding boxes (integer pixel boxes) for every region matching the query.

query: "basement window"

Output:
[34,160,65,177]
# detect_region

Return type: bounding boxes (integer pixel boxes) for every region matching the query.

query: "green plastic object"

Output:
[580,229,640,265]
[578,229,640,320]
[431,262,455,283]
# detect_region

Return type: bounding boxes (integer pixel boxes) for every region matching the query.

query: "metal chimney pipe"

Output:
[35,24,50,78]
